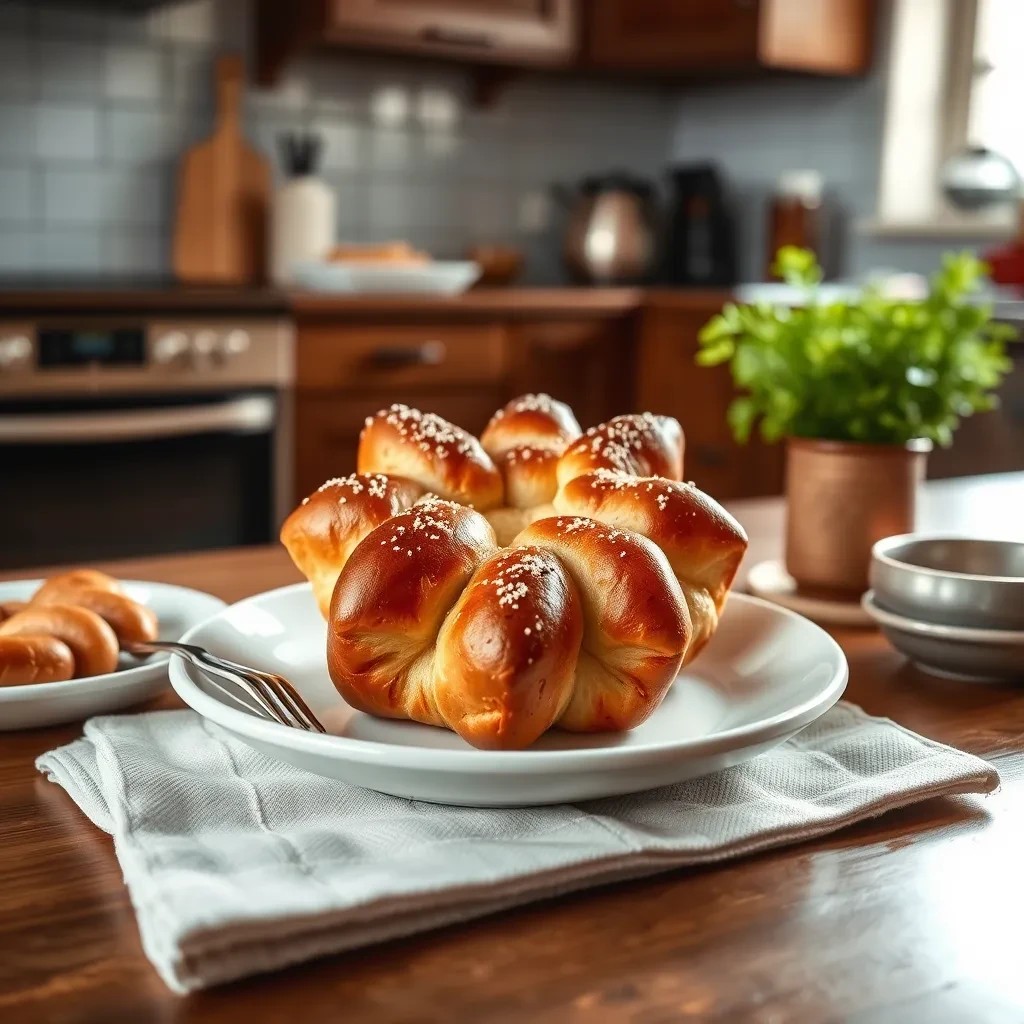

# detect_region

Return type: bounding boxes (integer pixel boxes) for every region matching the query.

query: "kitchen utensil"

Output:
[128,639,325,732]
[941,145,1021,210]
[870,535,1024,631]
[746,559,873,627]
[169,584,848,806]
[467,245,524,286]
[291,260,480,294]
[172,54,270,284]
[269,130,336,286]
[862,591,1024,682]
[0,581,225,730]
[557,173,656,285]
[662,162,737,286]
[767,169,826,279]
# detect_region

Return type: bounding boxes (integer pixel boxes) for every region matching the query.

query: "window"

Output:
[873,0,1022,237]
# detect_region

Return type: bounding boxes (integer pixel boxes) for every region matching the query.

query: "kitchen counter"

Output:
[289,287,729,322]
[2,472,1023,1022]
[0,284,730,320]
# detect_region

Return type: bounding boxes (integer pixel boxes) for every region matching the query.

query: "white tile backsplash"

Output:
[0,166,35,224]
[35,105,99,161]
[42,167,166,227]
[104,45,168,101]
[0,0,674,280]
[38,39,103,100]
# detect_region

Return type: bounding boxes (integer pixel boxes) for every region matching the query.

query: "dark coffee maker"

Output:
[661,163,737,286]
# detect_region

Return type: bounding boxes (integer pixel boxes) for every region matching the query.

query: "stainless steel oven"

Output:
[0,317,293,569]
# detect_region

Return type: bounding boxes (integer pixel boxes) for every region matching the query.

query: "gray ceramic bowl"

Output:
[862,592,1024,682]
[870,534,1024,631]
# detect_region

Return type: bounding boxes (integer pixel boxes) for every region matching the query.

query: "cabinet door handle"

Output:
[420,26,494,49]
[368,341,447,369]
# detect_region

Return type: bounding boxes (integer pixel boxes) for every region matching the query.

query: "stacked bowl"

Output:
[863,536,1024,682]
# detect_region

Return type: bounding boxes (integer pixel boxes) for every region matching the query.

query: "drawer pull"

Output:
[420,26,493,48]
[368,341,447,369]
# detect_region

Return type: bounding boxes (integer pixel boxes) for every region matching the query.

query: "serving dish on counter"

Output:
[169,585,848,807]
[292,260,481,295]
[0,580,225,730]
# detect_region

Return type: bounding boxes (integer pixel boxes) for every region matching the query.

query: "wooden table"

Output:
[2,473,1023,1024]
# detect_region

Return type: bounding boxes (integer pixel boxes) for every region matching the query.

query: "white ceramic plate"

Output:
[0,580,225,730]
[862,591,1024,682]
[169,586,848,806]
[747,559,873,627]
[292,260,481,295]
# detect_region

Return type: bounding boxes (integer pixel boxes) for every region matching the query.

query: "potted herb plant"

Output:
[697,247,1013,594]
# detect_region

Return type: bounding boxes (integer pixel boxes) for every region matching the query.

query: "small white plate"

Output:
[169,586,848,806]
[0,580,225,730]
[292,260,481,295]
[862,590,1024,683]
[747,559,873,627]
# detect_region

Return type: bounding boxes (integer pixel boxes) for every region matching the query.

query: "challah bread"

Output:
[327,502,693,749]
[554,470,748,661]
[480,393,582,458]
[556,413,684,489]
[328,499,499,727]
[0,605,119,678]
[358,404,503,511]
[434,546,583,749]
[480,394,583,546]
[281,472,426,618]
[511,516,690,732]
[32,586,158,646]
[0,635,75,686]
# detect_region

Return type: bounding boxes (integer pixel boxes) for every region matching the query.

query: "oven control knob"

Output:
[219,328,251,359]
[0,335,32,370]
[153,331,190,365]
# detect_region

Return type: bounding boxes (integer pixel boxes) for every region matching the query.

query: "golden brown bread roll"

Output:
[480,393,582,459]
[554,471,748,662]
[434,546,584,749]
[480,394,582,545]
[358,405,503,511]
[32,569,123,603]
[328,499,499,727]
[0,635,75,686]
[0,600,28,623]
[33,586,159,647]
[0,605,119,678]
[281,472,426,618]
[512,516,690,732]
[556,413,684,489]
[327,501,693,749]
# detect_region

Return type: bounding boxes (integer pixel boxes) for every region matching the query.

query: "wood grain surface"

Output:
[2,474,1023,1023]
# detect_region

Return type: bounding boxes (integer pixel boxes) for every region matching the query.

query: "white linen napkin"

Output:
[37,702,997,994]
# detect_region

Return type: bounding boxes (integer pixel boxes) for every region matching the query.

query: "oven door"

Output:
[0,392,278,569]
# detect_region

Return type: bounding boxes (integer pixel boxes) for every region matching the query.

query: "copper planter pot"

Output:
[784,437,932,595]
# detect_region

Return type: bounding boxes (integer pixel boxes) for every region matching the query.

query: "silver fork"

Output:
[127,639,327,734]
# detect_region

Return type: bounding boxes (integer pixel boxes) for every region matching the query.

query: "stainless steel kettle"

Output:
[557,174,656,285]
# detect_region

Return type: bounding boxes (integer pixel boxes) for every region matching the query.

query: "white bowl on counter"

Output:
[292,260,481,295]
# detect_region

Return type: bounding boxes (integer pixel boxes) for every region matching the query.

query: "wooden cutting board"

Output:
[172,55,270,284]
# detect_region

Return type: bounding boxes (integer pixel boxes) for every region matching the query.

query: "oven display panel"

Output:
[38,328,145,367]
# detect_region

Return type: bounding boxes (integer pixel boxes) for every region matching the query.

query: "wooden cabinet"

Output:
[636,301,784,500]
[293,320,510,501]
[507,318,634,430]
[586,0,874,76]
[292,311,634,503]
[928,345,1024,481]
[322,0,576,66]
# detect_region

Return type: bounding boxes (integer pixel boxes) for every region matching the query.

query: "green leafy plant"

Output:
[697,247,1014,446]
